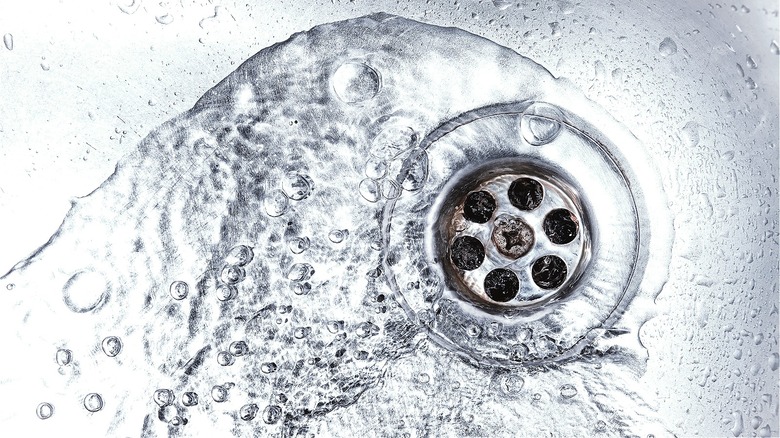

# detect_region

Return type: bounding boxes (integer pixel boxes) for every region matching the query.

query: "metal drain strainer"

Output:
[383,101,649,365]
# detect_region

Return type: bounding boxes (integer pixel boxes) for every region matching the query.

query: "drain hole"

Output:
[484,268,519,302]
[463,190,496,223]
[508,177,543,211]
[491,215,534,259]
[543,208,578,244]
[531,255,567,289]
[450,236,485,271]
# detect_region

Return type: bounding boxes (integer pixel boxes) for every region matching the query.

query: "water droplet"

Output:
[281,172,313,200]
[746,55,757,69]
[36,402,53,420]
[62,270,109,313]
[659,37,678,56]
[560,383,578,398]
[261,362,278,373]
[264,189,289,217]
[745,77,757,89]
[217,351,235,366]
[328,229,348,243]
[101,336,122,357]
[751,416,763,430]
[288,236,310,254]
[293,327,311,339]
[401,149,428,191]
[220,265,246,284]
[499,374,525,395]
[365,157,387,179]
[492,0,512,9]
[169,280,189,300]
[225,245,254,266]
[768,353,779,371]
[262,405,282,424]
[229,341,249,357]
[40,62,50,71]
[211,385,228,403]
[117,0,141,14]
[215,283,238,301]
[359,178,381,202]
[155,14,174,25]
[520,103,563,146]
[181,392,198,407]
[771,41,779,55]
[153,389,174,407]
[83,393,104,412]
[758,425,773,437]
[332,62,381,103]
[287,263,314,282]
[3,33,13,51]
[240,403,259,421]
[549,22,561,37]
[681,121,700,147]
[532,393,542,401]
[291,282,311,295]
[55,348,72,366]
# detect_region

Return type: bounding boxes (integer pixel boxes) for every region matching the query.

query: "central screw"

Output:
[491,214,534,259]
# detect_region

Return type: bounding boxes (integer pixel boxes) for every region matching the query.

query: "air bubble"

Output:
[215,284,238,301]
[281,172,313,200]
[520,104,563,146]
[225,245,254,266]
[181,392,198,407]
[55,348,72,366]
[450,236,485,271]
[211,385,228,403]
[291,282,312,295]
[463,191,496,223]
[359,178,381,202]
[288,237,310,254]
[331,62,381,103]
[560,384,578,398]
[293,327,311,339]
[532,255,568,289]
[262,405,283,424]
[261,362,278,374]
[658,37,678,56]
[240,403,259,421]
[220,265,246,284]
[264,189,289,217]
[328,229,348,243]
[101,336,122,357]
[153,389,175,407]
[217,351,235,366]
[370,125,418,159]
[543,209,579,244]
[62,270,109,313]
[36,402,53,420]
[287,263,314,281]
[169,280,189,300]
[355,321,380,338]
[83,393,104,412]
[484,269,520,302]
[229,341,249,357]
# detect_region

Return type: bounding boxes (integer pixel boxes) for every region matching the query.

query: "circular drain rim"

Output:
[381,100,648,366]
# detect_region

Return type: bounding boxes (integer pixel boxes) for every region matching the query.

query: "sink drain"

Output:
[437,163,590,307]
[383,100,657,365]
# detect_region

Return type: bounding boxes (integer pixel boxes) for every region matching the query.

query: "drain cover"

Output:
[383,101,654,365]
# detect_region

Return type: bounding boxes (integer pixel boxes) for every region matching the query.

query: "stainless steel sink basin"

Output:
[0,1,777,436]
